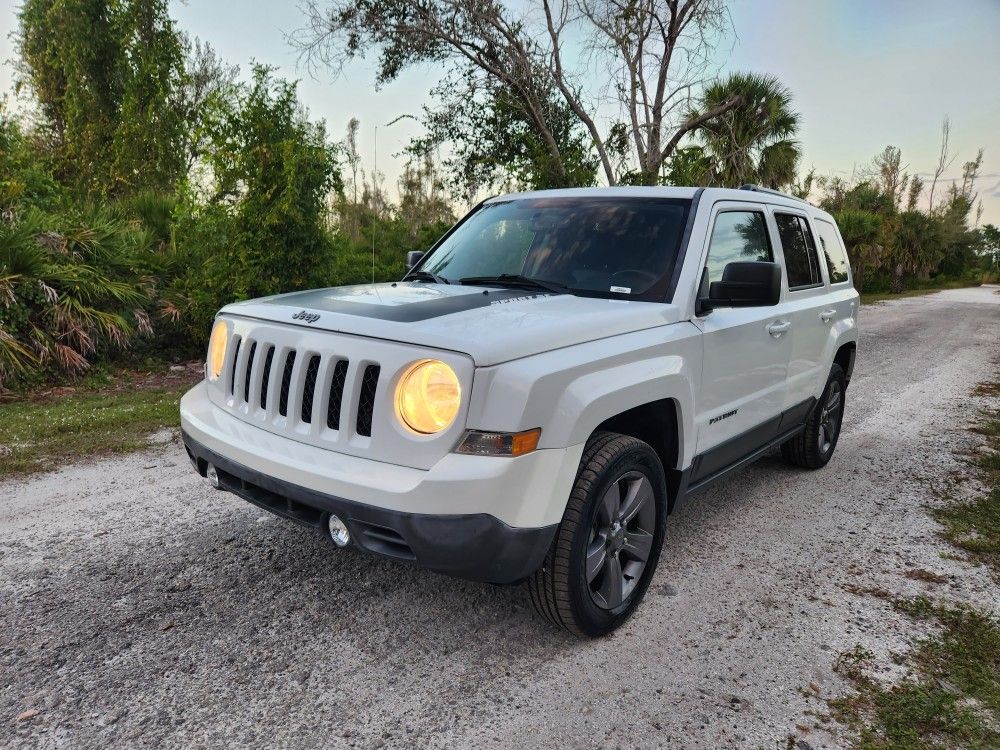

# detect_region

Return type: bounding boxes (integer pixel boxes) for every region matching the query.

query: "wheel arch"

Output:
[834,340,856,383]
[594,398,685,513]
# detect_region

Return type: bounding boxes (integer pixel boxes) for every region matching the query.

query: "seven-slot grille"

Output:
[225,332,381,439]
[207,316,472,471]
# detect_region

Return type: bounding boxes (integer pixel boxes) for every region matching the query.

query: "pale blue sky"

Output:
[2,0,998,222]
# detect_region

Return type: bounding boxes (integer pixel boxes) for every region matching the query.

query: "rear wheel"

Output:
[529,432,667,637]
[781,363,847,469]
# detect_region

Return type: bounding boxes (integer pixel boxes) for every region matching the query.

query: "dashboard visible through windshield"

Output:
[416,197,692,301]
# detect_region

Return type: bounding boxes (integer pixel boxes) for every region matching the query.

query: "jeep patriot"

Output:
[180,185,858,636]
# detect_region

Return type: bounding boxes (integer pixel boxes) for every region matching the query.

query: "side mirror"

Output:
[697,261,781,314]
[406,251,425,270]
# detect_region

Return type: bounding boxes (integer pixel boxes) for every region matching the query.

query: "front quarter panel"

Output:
[466,323,702,470]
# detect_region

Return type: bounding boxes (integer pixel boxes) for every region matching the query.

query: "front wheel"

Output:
[781,363,847,469]
[528,432,667,637]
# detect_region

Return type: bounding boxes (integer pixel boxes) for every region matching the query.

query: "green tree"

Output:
[685,73,801,189]
[411,73,598,197]
[890,210,942,292]
[110,0,186,193]
[981,224,1000,271]
[296,0,746,186]
[820,179,891,292]
[0,103,61,215]
[663,145,714,187]
[204,65,342,301]
[17,0,186,197]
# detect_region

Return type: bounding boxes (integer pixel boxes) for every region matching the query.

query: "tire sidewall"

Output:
[568,442,667,635]
[815,364,847,465]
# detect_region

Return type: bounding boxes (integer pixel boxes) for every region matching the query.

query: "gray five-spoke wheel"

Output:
[818,380,843,454]
[586,470,656,610]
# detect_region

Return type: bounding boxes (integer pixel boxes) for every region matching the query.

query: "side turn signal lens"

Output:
[455,428,541,457]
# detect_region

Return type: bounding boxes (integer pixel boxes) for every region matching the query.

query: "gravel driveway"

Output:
[3,286,1000,749]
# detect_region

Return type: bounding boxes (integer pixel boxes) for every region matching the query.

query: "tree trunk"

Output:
[890,264,906,294]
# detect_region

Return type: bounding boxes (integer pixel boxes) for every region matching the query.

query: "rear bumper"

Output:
[183,431,556,583]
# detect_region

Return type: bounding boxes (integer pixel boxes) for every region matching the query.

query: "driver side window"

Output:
[704,210,772,284]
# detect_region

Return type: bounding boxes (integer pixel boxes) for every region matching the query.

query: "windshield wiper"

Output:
[459,274,570,294]
[405,269,450,285]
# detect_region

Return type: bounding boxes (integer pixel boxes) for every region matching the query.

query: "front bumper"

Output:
[183,432,554,583]
[180,382,582,583]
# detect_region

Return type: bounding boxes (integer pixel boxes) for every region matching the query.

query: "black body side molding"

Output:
[673,397,817,503]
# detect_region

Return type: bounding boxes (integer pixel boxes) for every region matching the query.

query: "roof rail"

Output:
[738,183,810,204]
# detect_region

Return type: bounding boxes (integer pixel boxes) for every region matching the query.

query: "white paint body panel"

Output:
[224,285,685,367]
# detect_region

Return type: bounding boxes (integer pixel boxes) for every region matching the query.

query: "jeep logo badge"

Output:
[292,310,320,324]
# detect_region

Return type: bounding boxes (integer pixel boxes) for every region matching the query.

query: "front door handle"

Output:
[767,320,791,337]
[820,308,836,322]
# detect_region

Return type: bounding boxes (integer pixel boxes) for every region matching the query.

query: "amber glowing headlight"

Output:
[394,359,461,434]
[206,319,228,382]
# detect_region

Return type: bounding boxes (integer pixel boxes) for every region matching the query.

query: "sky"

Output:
[1,0,998,223]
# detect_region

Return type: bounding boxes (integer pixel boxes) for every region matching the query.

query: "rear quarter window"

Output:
[815,219,851,284]
[774,213,822,289]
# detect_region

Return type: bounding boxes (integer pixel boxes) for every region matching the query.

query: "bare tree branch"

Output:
[294,0,736,185]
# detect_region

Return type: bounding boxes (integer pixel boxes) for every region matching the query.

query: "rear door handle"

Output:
[820,308,836,322]
[767,320,791,337]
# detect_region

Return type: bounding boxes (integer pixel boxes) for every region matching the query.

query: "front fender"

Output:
[466,323,701,470]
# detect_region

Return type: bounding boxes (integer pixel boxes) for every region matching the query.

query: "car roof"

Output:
[486,186,836,223]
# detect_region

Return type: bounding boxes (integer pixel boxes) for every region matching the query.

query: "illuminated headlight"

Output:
[456,428,541,457]
[396,359,462,435]
[394,359,461,434]
[206,319,228,382]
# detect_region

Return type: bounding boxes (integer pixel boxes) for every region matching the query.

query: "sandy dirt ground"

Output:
[2,286,999,749]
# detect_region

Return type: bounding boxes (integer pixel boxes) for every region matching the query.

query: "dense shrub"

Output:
[819,146,990,293]
[202,66,341,302]
[0,206,155,386]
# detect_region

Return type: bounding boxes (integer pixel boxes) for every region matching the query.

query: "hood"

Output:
[221,282,683,366]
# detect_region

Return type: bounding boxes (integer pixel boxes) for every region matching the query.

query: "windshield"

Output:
[417,196,692,301]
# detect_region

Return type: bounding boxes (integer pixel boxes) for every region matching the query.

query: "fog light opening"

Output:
[327,514,350,547]
[205,463,220,489]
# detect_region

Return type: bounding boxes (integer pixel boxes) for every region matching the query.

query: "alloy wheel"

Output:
[585,471,656,610]
[818,381,843,454]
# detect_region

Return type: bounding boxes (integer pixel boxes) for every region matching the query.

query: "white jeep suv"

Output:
[180,185,858,637]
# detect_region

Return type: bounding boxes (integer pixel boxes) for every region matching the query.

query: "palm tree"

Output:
[686,73,801,189]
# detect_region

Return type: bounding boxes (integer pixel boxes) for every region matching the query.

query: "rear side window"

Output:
[704,210,772,284]
[815,219,851,284]
[775,213,822,289]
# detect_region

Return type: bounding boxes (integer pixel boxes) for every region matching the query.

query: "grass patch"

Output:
[860,281,977,306]
[934,400,1000,576]
[830,378,1000,747]
[0,384,187,479]
[831,598,1000,749]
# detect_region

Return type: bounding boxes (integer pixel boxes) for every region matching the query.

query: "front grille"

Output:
[228,337,242,395]
[224,330,384,441]
[301,355,321,424]
[243,342,257,403]
[327,359,349,429]
[357,365,380,437]
[260,346,275,409]
[278,350,296,417]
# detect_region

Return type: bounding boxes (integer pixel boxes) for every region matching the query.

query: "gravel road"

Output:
[3,286,1000,750]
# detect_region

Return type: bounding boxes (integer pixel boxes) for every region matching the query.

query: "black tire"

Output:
[528,431,667,637]
[781,363,847,469]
